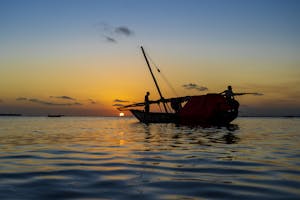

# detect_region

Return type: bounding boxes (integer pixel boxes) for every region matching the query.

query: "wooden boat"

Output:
[126,93,239,125]
[130,109,179,123]
[47,114,64,117]
[118,46,240,125]
[130,109,237,125]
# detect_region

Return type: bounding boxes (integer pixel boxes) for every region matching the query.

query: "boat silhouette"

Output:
[118,46,239,125]
[47,114,64,117]
[0,114,22,117]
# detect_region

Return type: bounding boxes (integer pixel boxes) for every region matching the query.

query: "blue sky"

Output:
[0,0,299,116]
[1,0,298,43]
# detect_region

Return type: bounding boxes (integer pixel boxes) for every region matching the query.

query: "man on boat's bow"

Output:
[220,85,235,101]
[144,92,150,113]
[220,85,241,113]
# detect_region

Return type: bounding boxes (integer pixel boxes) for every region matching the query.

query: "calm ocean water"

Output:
[0,117,299,200]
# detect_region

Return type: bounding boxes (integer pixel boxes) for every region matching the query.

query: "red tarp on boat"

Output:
[179,94,232,123]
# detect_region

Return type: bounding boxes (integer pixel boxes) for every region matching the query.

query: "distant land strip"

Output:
[0,114,22,116]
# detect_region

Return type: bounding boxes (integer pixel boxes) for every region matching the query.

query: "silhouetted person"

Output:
[171,98,182,113]
[220,85,235,101]
[144,92,150,113]
[220,85,240,112]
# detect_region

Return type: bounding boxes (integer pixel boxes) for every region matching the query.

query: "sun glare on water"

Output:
[119,112,125,117]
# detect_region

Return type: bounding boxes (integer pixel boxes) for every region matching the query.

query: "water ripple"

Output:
[0,117,300,199]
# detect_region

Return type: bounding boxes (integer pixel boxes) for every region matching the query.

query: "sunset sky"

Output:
[0,0,299,116]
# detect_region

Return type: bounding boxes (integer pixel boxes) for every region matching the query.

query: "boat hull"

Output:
[129,94,239,125]
[130,110,178,123]
[130,109,237,125]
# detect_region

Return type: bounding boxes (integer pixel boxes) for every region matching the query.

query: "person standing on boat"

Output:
[220,85,249,100]
[220,85,235,101]
[144,92,150,113]
[220,85,240,113]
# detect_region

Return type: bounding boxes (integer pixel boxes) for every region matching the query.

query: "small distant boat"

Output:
[0,114,22,116]
[47,114,64,117]
[117,46,239,126]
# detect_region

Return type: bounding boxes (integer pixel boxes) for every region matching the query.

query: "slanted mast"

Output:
[140,46,168,113]
[116,47,242,125]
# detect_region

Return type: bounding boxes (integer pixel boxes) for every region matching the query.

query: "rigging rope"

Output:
[158,103,162,112]
[145,52,179,97]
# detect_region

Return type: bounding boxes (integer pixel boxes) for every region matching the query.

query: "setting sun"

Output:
[119,112,125,117]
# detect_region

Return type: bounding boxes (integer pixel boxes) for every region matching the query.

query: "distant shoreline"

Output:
[0,114,299,118]
[0,114,22,116]
[239,115,300,118]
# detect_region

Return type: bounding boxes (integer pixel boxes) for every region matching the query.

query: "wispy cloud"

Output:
[115,26,134,36]
[88,99,97,104]
[182,83,208,91]
[96,22,134,43]
[15,96,85,106]
[28,98,82,106]
[104,36,117,43]
[113,103,125,107]
[113,99,130,107]
[114,99,129,103]
[16,97,27,101]
[50,96,76,101]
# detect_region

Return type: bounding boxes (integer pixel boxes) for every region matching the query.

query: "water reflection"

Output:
[1,117,300,199]
[223,132,240,144]
[137,122,240,148]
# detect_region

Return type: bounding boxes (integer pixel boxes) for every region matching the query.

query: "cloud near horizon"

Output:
[15,96,82,106]
[15,95,99,107]
[182,83,208,92]
[113,103,125,107]
[29,98,82,106]
[113,99,129,103]
[16,97,27,101]
[113,99,130,107]
[50,96,76,101]
[88,99,97,104]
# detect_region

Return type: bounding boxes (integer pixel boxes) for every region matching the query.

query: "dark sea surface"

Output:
[0,117,299,200]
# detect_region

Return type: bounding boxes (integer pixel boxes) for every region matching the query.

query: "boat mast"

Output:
[141,46,168,113]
